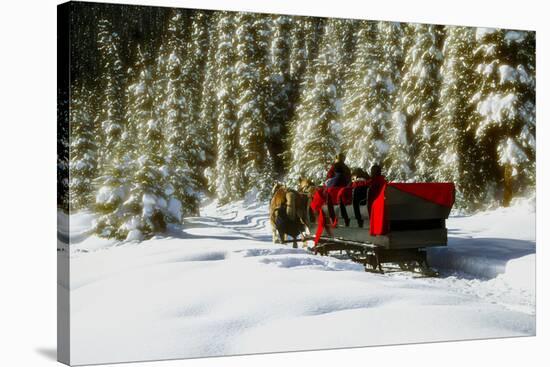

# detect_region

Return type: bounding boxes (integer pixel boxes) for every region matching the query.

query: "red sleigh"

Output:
[307,180,455,275]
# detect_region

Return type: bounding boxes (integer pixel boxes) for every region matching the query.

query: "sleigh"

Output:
[307,181,455,275]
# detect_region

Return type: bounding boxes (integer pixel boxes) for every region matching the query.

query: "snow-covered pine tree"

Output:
[471,28,535,206]
[185,11,212,176]
[121,64,140,173]
[435,26,485,210]
[281,16,324,171]
[377,21,406,172]
[213,12,243,204]
[58,86,70,212]
[117,47,173,240]
[69,83,98,210]
[289,17,324,87]
[233,13,273,199]
[154,11,189,131]
[94,19,130,237]
[334,19,358,87]
[288,19,351,184]
[387,24,444,182]
[154,43,168,123]
[96,19,125,169]
[198,14,221,178]
[267,15,293,176]
[377,21,406,97]
[153,10,202,219]
[253,14,278,198]
[413,25,445,181]
[342,21,392,171]
[163,42,201,219]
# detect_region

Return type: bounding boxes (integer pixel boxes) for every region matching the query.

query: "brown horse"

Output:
[269,178,317,246]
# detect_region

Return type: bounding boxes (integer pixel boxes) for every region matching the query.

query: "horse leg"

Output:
[301,231,309,248]
[278,230,287,245]
[272,227,280,243]
[270,211,280,243]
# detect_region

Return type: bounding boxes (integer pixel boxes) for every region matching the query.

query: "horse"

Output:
[269,177,317,247]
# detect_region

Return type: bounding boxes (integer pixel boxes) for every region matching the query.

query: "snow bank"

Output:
[501,254,535,293]
[68,210,118,252]
[429,195,535,293]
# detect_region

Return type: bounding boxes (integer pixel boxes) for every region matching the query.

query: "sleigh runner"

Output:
[307,181,455,275]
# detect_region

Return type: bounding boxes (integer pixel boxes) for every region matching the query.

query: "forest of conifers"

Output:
[58,2,536,240]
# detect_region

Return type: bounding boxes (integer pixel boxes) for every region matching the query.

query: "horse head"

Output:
[298,176,317,198]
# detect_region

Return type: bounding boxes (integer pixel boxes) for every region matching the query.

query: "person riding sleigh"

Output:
[336,167,371,227]
[325,153,352,189]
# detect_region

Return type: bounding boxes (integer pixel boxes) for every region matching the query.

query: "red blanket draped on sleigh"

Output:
[389,183,455,208]
[368,176,388,236]
[310,188,328,245]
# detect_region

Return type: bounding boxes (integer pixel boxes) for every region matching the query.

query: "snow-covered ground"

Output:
[64,195,535,366]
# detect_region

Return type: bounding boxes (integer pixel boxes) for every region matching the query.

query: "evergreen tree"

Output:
[377,21,406,96]
[69,84,98,210]
[155,11,201,218]
[377,21,406,171]
[184,12,213,187]
[163,44,201,218]
[436,26,484,209]
[267,15,293,175]
[288,19,350,184]
[342,21,392,170]
[199,14,221,176]
[388,24,444,181]
[234,13,273,198]
[96,19,125,167]
[94,19,130,238]
[282,17,324,170]
[57,87,70,212]
[154,43,168,123]
[186,11,211,137]
[289,17,324,86]
[471,28,536,206]
[118,48,173,240]
[154,11,188,129]
[213,12,243,203]
[413,25,445,181]
[333,19,358,87]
